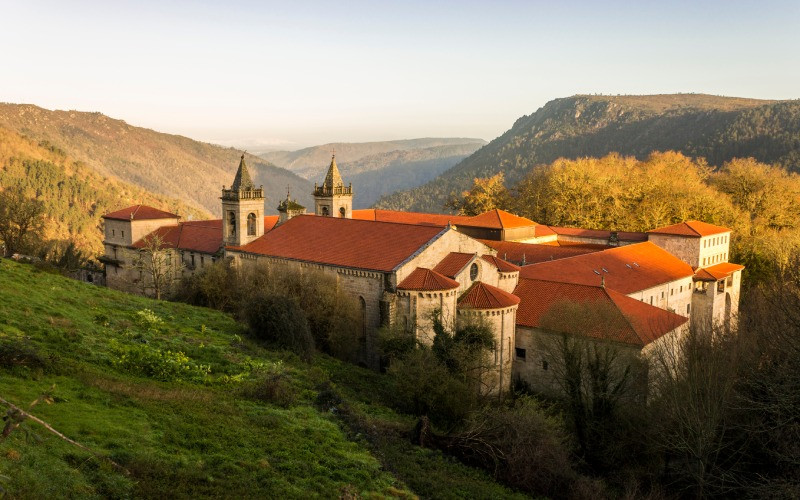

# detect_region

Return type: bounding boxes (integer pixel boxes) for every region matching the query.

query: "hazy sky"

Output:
[2,0,799,149]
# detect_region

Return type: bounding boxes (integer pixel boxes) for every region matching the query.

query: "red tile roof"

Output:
[397,268,460,291]
[694,262,745,282]
[352,209,472,227]
[519,242,694,294]
[350,208,557,236]
[480,240,606,265]
[549,226,648,242]
[514,278,688,346]
[103,205,180,221]
[460,209,537,229]
[264,215,279,232]
[648,220,731,237]
[481,254,521,273]
[132,224,223,254]
[229,215,445,272]
[433,252,477,278]
[458,281,520,309]
[180,216,278,232]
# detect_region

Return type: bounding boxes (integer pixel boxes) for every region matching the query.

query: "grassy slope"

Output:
[0,260,522,499]
[0,104,314,215]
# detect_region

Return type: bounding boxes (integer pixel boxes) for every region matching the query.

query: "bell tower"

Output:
[221,154,265,246]
[313,153,353,218]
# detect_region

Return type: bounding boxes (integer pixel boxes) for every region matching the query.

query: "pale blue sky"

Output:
[2,0,798,148]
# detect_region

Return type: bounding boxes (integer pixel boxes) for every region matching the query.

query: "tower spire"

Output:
[231,154,255,191]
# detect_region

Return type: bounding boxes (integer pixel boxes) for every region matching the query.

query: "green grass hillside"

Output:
[0,260,522,499]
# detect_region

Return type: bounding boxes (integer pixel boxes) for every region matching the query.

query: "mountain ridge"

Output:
[0,103,314,215]
[374,94,800,212]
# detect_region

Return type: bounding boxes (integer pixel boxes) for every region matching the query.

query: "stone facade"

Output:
[101,154,744,398]
[458,305,518,396]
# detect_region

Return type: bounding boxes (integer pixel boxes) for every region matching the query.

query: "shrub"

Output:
[388,347,477,427]
[242,292,314,362]
[241,372,296,408]
[112,343,210,382]
[0,339,49,372]
[135,309,164,330]
[459,397,596,499]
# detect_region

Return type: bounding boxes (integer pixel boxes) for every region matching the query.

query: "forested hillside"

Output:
[0,104,313,215]
[261,138,484,178]
[451,151,800,285]
[0,126,206,256]
[376,94,800,212]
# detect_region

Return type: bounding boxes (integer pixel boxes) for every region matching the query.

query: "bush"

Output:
[241,373,296,408]
[388,348,477,427]
[460,397,599,499]
[112,343,210,382]
[0,339,49,372]
[243,292,314,362]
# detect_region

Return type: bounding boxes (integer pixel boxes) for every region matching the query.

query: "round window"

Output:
[470,262,478,281]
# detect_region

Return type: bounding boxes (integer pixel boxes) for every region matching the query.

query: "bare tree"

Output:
[132,233,183,300]
[0,187,45,257]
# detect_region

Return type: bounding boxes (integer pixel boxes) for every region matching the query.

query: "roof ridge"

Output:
[603,288,645,344]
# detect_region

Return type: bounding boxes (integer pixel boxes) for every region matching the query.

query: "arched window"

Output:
[470,262,479,281]
[339,206,346,218]
[227,211,236,237]
[247,212,257,236]
[321,206,330,217]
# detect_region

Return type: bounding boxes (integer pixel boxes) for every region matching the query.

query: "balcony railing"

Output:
[313,184,353,197]
[221,187,264,201]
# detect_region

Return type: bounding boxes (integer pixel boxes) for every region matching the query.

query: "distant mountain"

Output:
[375,94,800,212]
[0,104,314,215]
[0,125,205,256]
[261,138,485,208]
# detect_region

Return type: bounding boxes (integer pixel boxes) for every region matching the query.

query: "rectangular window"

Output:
[515,347,526,360]
[687,304,691,314]
[717,280,725,293]
[541,360,549,371]
[112,229,116,237]
[121,230,125,239]
[200,256,204,267]
[661,291,664,299]
[191,254,195,267]
[670,289,674,296]
[650,296,653,305]
[680,286,683,293]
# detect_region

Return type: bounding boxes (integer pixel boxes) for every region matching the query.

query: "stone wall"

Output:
[648,233,731,269]
[397,289,458,345]
[690,269,741,332]
[458,305,517,396]
[627,276,694,317]
[513,326,643,396]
